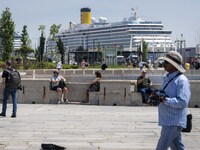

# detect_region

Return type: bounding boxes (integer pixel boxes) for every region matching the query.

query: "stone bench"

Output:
[0,79,199,107]
[89,92,99,105]
[99,80,140,106]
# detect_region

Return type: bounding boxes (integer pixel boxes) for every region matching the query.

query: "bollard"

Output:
[33,70,35,79]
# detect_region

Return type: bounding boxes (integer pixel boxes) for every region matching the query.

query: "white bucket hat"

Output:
[158,51,185,73]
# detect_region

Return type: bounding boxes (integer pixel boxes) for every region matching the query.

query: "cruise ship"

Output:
[47,8,175,62]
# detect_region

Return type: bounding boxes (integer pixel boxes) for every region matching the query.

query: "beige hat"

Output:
[141,69,147,73]
[158,51,185,73]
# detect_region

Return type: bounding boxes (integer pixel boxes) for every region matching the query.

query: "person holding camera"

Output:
[155,51,191,150]
[51,70,68,104]
[137,70,154,103]
[0,60,21,118]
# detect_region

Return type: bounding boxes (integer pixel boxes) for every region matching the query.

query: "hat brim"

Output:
[158,57,185,73]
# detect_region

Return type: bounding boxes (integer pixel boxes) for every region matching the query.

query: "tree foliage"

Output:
[38,25,45,34]
[38,25,46,62]
[49,24,61,40]
[56,38,65,63]
[0,7,15,61]
[16,25,34,64]
[21,25,28,46]
[38,33,45,62]
[49,24,61,61]
[137,40,148,61]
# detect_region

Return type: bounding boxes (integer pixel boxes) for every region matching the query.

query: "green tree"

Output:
[137,40,148,61]
[56,38,65,63]
[0,7,15,61]
[16,25,34,64]
[38,25,46,62]
[49,24,61,61]
[21,25,28,46]
[49,24,61,40]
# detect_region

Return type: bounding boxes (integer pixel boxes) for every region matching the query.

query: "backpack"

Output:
[6,69,21,89]
[88,82,100,92]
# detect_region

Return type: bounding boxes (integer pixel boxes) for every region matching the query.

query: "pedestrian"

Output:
[0,60,21,118]
[85,60,89,69]
[155,51,191,150]
[101,58,107,74]
[184,61,190,70]
[50,70,68,104]
[81,71,102,103]
[137,69,154,103]
[81,59,86,70]
[56,60,62,70]
[139,60,143,70]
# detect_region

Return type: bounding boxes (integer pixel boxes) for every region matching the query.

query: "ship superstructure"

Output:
[51,8,174,52]
[46,7,175,62]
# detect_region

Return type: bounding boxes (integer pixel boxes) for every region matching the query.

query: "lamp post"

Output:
[93,39,95,67]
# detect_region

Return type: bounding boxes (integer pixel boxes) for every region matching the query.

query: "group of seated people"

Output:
[50,70,102,104]
[50,69,155,105]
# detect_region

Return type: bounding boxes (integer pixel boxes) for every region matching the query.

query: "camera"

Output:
[148,90,167,106]
[17,85,22,91]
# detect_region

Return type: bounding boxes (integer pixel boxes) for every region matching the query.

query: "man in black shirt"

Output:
[0,60,18,118]
[137,70,154,103]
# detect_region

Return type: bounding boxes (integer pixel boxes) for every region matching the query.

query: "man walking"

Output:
[0,60,20,118]
[156,51,191,150]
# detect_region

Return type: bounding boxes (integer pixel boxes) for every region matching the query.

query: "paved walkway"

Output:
[0,104,199,150]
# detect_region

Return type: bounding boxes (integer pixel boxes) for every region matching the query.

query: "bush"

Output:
[70,65,79,69]
[0,61,5,69]
[29,62,57,69]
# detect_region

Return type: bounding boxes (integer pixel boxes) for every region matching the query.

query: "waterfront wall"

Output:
[0,79,199,107]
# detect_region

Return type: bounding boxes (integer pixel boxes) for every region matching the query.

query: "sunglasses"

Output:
[164,61,169,64]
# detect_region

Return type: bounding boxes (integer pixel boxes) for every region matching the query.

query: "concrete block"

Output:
[114,70,123,75]
[85,70,94,75]
[190,81,200,107]
[129,92,143,106]
[49,90,58,104]
[65,70,75,75]
[89,92,99,105]
[67,82,90,102]
[99,80,133,106]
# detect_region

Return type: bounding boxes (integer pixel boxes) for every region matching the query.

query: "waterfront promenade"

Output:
[0,104,199,150]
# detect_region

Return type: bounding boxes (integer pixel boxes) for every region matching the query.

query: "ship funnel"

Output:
[81,7,91,24]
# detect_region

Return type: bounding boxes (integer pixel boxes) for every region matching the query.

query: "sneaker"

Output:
[11,114,16,118]
[64,99,69,103]
[57,100,61,104]
[0,113,6,117]
[81,100,89,103]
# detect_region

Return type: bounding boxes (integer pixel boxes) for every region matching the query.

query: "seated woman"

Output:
[82,71,102,103]
[50,70,68,104]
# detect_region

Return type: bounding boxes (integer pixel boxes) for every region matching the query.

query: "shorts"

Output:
[52,86,60,91]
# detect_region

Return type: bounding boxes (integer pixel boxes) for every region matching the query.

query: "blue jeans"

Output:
[2,88,17,115]
[156,126,184,150]
[138,87,154,103]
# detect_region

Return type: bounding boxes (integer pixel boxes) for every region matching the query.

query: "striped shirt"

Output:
[158,71,191,128]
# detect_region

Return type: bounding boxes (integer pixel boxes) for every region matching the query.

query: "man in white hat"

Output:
[155,51,191,150]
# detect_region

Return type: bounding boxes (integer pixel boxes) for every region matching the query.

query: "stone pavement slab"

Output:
[0,104,199,150]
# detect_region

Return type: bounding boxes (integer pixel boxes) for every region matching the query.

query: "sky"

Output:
[1,0,200,48]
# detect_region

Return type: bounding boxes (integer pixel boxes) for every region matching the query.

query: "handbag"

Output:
[182,113,192,133]
[88,82,100,92]
[58,80,66,89]
[41,143,66,149]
